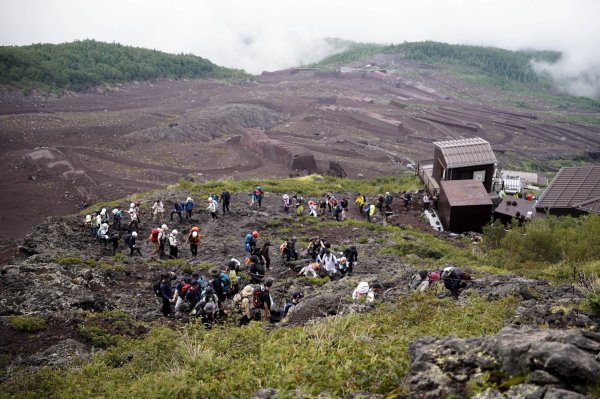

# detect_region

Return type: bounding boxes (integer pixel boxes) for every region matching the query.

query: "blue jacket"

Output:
[159,281,172,301]
[185,201,194,211]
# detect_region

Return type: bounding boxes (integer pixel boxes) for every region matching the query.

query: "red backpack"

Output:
[181,283,191,297]
[149,228,159,243]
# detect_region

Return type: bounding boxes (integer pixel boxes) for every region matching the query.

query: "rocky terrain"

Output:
[0,183,598,397]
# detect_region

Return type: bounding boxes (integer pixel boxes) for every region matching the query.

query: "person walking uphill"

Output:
[221,188,231,214]
[124,231,142,257]
[244,231,259,254]
[170,201,184,222]
[168,229,179,259]
[207,197,219,220]
[159,273,174,317]
[184,197,194,219]
[251,186,264,208]
[188,227,200,257]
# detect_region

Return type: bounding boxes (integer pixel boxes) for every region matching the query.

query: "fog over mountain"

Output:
[1,0,599,98]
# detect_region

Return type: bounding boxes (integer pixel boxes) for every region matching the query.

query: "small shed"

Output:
[432,137,497,193]
[438,180,493,232]
[536,166,600,216]
[494,197,538,224]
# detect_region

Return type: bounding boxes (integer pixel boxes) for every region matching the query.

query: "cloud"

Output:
[1,0,599,98]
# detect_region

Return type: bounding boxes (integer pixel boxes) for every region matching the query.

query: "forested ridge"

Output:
[314,40,561,84]
[0,40,248,94]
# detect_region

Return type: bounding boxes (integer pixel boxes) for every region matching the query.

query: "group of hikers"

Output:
[408,265,472,298]
[83,186,472,326]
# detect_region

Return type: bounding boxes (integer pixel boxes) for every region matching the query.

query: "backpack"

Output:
[219,272,231,294]
[181,283,191,297]
[252,285,265,309]
[149,228,159,243]
[124,234,132,246]
[255,261,265,276]
[153,281,162,297]
[279,242,287,254]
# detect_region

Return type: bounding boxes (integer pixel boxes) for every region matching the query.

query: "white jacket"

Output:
[169,234,178,247]
[319,253,338,273]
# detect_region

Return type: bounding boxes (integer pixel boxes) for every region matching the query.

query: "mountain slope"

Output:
[0,40,249,94]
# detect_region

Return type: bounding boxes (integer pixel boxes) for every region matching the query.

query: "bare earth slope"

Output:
[1,57,600,240]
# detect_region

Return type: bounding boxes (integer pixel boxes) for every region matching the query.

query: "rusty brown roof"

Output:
[536,166,600,214]
[434,137,497,168]
[440,180,493,207]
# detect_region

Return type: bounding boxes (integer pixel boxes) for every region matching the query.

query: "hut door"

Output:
[473,170,486,182]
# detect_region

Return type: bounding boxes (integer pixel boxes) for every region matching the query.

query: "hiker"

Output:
[255,277,274,321]
[248,255,265,283]
[184,197,194,219]
[221,189,231,214]
[170,201,184,222]
[283,237,298,263]
[244,231,259,254]
[158,273,174,317]
[318,249,338,278]
[327,193,337,213]
[210,268,228,315]
[319,197,327,217]
[188,227,200,257]
[127,205,139,231]
[299,259,319,277]
[338,257,349,276]
[112,208,122,230]
[401,191,412,210]
[334,202,343,222]
[293,194,304,216]
[94,211,102,237]
[422,194,431,211]
[100,208,109,224]
[342,245,358,276]
[174,277,192,314]
[366,203,376,222]
[355,193,366,215]
[282,194,291,214]
[97,223,110,253]
[340,198,349,220]
[227,260,239,296]
[441,266,471,298]
[192,286,219,327]
[409,270,441,292]
[168,229,179,258]
[85,214,94,237]
[109,233,119,256]
[308,200,318,217]
[432,193,439,210]
[207,197,218,220]
[158,224,168,258]
[258,242,271,270]
[125,231,142,257]
[251,186,264,208]
[352,281,382,304]
[281,292,304,319]
[376,194,385,212]
[384,192,394,212]
[185,279,202,311]
[152,199,164,221]
[232,284,254,325]
[307,237,325,260]
[498,190,506,201]
[149,227,160,255]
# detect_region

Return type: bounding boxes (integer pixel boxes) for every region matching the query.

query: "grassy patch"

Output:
[55,256,98,268]
[6,315,46,333]
[1,295,517,398]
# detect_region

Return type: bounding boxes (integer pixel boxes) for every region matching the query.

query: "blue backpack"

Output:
[219,272,231,294]
[244,233,253,252]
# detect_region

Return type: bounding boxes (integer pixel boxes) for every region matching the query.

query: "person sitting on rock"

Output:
[441,266,471,298]
[352,281,382,304]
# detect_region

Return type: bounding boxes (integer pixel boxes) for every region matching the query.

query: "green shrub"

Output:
[578,272,600,317]
[78,325,118,348]
[55,256,98,268]
[6,315,46,333]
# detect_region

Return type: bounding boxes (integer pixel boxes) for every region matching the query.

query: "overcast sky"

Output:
[1,0,599,97]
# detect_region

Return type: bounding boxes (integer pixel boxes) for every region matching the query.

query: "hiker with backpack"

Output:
[251,186,264,208]
[108,233,119,256]
[308,200,318,217]
[149,227,160,255]
[334,202,344,222]
[158,224,168,258]
[281,292,304,319]
[97,223,110,253]
[355,193,366,215]
[293,194,304,216]
[384,192,394,212]
[441,266,471,298]
[244,231,259,254]
[232,284,254,325]
[227,260,239,296]
[157,273,174,317]
[299,259,319,277]
[184,197,194,219]
[319,197,327,217]
[282,237,298,263]
[340,198,349,220]
[112,209,122,230]
[248,255,265,283]
[185,279,202,313]
[401,191,412,211]
[352,281,382,304]
[342,245,358,276]
[207,197,219,220]
[409,270,441,292]
[253,277,274,322]
[191,286,220,327]
[307,237,326,261]
[188,226,200,257]
[125,231,142,257]
[253,242,271,270]
[326,193,336,213]
[318,249,338,278]
[127,205,140,231]
[365,202,376,223]
[170,202,184,222]
[174,277,192,315]
[168,229,179,259]
[221,189,231,214]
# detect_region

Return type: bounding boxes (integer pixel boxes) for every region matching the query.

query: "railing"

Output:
[416,159,439,195]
